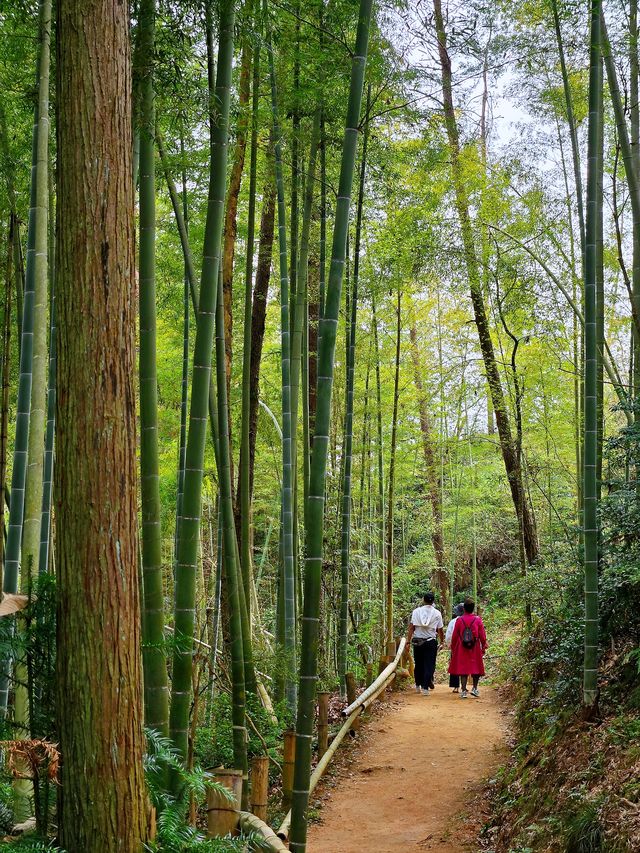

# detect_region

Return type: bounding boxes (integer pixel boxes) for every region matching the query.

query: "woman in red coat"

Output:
[448,598,488,699]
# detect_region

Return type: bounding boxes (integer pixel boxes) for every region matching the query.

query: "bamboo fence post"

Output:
[282,730,295,809]
[317,691,329,758]
[250,756,269,822]
[345,673,359,731]
[207,768,242,838]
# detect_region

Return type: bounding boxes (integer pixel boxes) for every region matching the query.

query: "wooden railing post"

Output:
[250,756,269,822]
[366,662,374,685]
[345,672,359,731]
[207,768,242,838]
[282,730,295,810]
[317,691,329,758]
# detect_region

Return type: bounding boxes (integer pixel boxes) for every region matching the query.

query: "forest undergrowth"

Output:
[474,422,640,853]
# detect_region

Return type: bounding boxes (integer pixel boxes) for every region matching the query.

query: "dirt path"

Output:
[306,683,507,852]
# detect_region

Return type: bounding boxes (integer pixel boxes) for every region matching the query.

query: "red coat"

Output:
[448,614,487,676]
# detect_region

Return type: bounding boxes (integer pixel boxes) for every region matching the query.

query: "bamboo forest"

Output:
[0,0,640,850]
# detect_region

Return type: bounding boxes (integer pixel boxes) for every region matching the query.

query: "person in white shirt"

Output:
[406,592,444,696]
[445,602,465,693]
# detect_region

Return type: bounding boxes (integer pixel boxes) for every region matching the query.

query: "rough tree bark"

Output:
[56,0,148,848]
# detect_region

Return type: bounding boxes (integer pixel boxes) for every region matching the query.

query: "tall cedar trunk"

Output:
[138,0,169,737]
[247,174,276,503]
[385,287,401,647]
[56,0,148,846]
[409,320,446,612]
[289,1,373,845]
[432,0,539,565]
[583,0,601,713]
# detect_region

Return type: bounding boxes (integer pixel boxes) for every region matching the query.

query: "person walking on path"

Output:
[445,602,465,693]
[449,598,488,699]
[407,592,444,696]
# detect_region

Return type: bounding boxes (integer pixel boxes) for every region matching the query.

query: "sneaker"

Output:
[415,685,421,694]
[421,687,430,696]
[471,688,480,698]
[460,690,468,699]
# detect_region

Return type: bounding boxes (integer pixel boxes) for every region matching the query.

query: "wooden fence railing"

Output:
[207,637,409,850]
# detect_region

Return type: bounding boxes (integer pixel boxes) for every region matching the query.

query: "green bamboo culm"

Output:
[138,0,169,737]
[289,0,373,847]
[338,85,370,694]
[239,29,260,612]
[215,266,248,788]
[19,0,51,592]
[38,279,55,574]
[583,0,601,713]
[176,131,189,550]
[266,7,297,714]
[169,0,235,766]
[0,0,51,715]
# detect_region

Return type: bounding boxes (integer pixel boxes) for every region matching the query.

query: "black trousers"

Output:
[412,639,438,689]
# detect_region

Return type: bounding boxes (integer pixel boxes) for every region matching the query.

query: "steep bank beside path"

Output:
[306,684,507,852]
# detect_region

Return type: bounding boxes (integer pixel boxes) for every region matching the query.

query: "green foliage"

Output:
[194,693,287,776]
[143,727,246,852]
[564,801,604,853]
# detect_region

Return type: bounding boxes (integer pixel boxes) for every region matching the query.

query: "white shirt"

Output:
[410,604,444,639]
[445,617,458,647]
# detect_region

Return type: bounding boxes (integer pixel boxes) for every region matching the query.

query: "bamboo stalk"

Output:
[250,755,269,821]
[206,769,242,838]
[238,812,288,851]
[282,729,296,810]
[317,691,329,758]
[169,0,235,767]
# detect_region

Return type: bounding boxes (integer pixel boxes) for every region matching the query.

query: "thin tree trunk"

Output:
[338,87,369,692]
[408,318,446,612]
[385,286,401,648]
[371,294,385,653]
[432,0,539,565]
[238,29,259,614]
[215,267,248,793]
[583,0,601,714]
[222,32,252,486]
[550,0,586,260]
[56,0,148,843]
[247,172,276,503]
[631,0,640,406]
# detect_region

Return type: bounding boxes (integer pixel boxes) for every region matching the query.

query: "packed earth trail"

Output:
[306,682,507,853]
